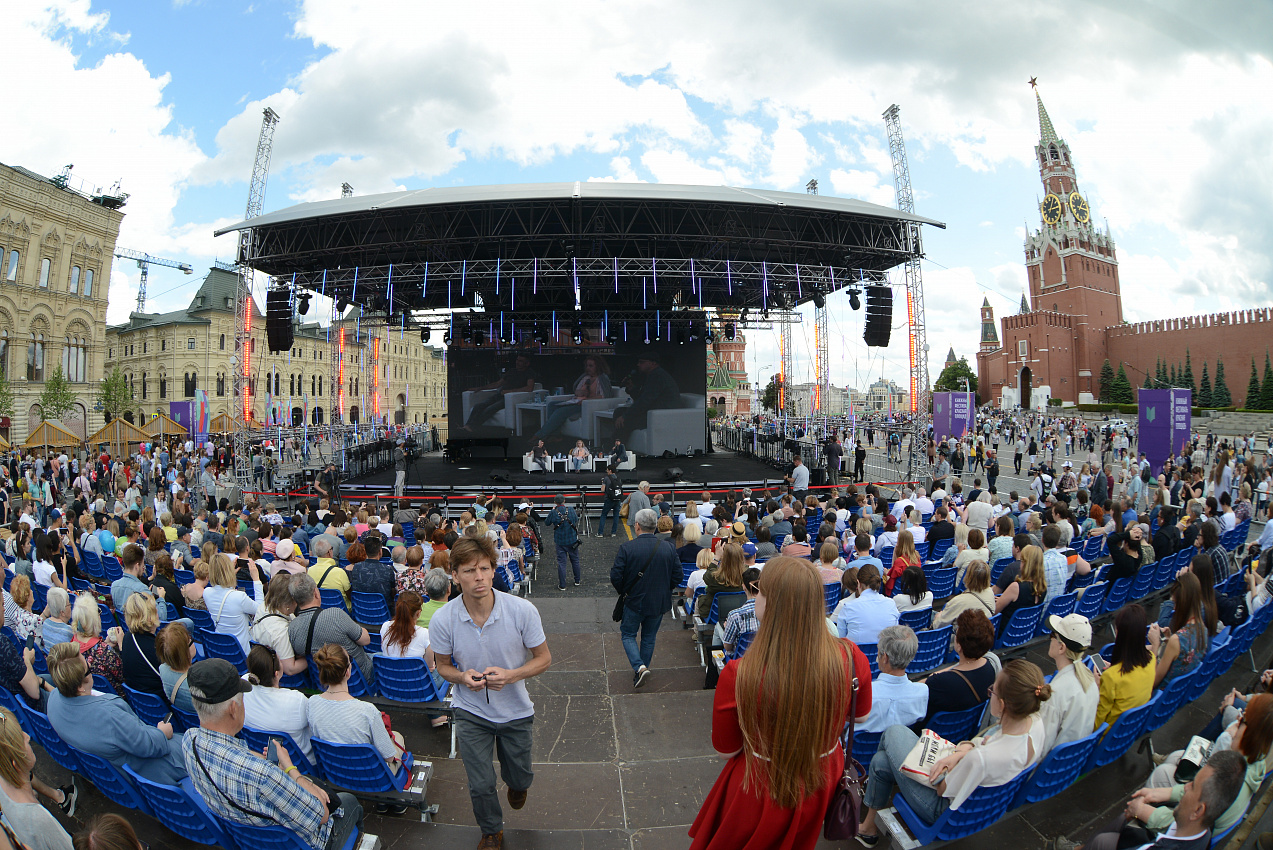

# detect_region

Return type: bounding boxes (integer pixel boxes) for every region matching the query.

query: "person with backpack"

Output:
[597,465,623,538]
[545,495,582,590]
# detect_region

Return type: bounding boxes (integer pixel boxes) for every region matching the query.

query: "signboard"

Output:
[168,401,195,433]
[1138,389,1193,477]
[932,392,976,441]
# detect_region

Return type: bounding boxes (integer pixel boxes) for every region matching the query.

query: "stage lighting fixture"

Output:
[473,329,485,347]
[420,326,431,343]
[572,323,584,345]
[812,290,826,309]
[534,322,548,344]
[688,321,699,342]
[500,329,510,345]
[725,322,737,340]
[705,325,715,343]
[336,296,349,312]
[849,289,861,311]
[442,330,452,345]
[296,293,311,315]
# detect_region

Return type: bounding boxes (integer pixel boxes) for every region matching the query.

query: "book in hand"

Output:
[900,728,957,781]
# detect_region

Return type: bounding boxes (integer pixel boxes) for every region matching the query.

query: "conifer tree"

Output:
[1099,359,1115,403]
[1246,358,1261,410]
[1183,349,1196,395]
[1143,370,1154,390]
[1170,364,1178,387]
[1213,357,1231,408]
[1261,351,1273,412]
[1199,362,1212,408]
[1113,363,1134,404]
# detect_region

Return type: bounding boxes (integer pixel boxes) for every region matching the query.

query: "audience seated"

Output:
[0,706,75,846]
[120,593,166,700]
[243,644,313,760]
[697,544,746,621]
[155,622,195,713]
[396,545,430,598]
[922,609,996,724]
[719,568,760,654]
[46,642,187,784]
[994,545,1045,626]
[857,659,1051,844]
[70,594,124,694]
[933,560,995,628]
[419,568,453,628]
[893,566,932,615]
[859,625,928,734]
[183,658,363,848]
[1041,614,1099,753]
[1150,572,1209,687]
[250,573,309,676]
[834,563,899,645]
[287,573,375,687]
[38,588,74,650]
[885,531,921,594]
[3,576,42,641]
[204,553,261,655]
[1095,604,1156,730]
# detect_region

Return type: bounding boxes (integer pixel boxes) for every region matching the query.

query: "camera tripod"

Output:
[575,490,592,537]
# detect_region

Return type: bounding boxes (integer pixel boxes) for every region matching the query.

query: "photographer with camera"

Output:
[394,440,409,498]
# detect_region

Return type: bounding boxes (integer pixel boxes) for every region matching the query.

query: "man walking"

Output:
[544,494,582,590]
[431,537,552,850]
[626,480,652,539]
[596,465,623,538]
[985,449,1000,494]
[610,509,680,688]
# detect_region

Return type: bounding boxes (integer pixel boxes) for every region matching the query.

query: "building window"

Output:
[289,374,295,395]
[311,375,316,395]
[1018,340,1029,358]
[109,348,113,359]
[187,338,196,350]
[0,330,7,380]
[83,268,93,297]
[159,377,166,399]
[219,334,225,350]
[161,339,166,352]
[69,266,80,294]
[143,342,148,354]
[4,250,18,281]
[26,333,44,381]
[216,373,225,396]
[38,258,50,288]
[61,337,87,382]
[141,373,148,399]
[318,375,323,396]
[184,372,196,397]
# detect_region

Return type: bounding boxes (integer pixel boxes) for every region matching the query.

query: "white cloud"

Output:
[828,168,895,207]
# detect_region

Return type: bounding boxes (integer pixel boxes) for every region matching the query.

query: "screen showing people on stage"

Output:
[449,337,706,455]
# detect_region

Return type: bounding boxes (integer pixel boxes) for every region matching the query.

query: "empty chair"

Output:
[1130,566,1156,600]
[898,608,932,632]
[910,625,953,675]
[995,603,1044,650]
[319,588,347,609]
[124,767,235,846]
[1073,582,1108,621]
[211,819,360,850]
[1036,592,1078,638]
[1086,693,1158,772]
[72,747,149,811]
[1101,577,1134,615]
[186,607,215,635]
[926,567,957,600]
[705,591,746,626]
[200,630,249,675]
[1142,671,1196,736]
[1013,725,1106,806]
[851,729,883,765]
[372,655,449,703]
[351,590,392,625]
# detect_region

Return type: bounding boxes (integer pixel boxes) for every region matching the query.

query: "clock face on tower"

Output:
[1041,193,1062,224]
[1069,192,1090,223]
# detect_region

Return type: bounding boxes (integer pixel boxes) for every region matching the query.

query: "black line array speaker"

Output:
[863,285,893,347]
[266,288,294,352]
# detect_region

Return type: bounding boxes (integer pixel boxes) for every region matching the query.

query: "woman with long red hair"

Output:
[690,556,872,850]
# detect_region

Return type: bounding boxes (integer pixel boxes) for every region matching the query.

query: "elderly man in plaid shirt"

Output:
[719,567,761,654]
[182,658,363,849]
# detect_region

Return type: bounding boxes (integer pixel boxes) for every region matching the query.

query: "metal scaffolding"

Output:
[883,104,932,484]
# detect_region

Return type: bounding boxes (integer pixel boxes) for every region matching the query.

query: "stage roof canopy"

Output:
[216,181,944,317]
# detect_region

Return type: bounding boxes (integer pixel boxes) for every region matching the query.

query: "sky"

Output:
[9,0,1273,397]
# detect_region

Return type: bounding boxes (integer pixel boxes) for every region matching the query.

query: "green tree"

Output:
[1246,358,1261,410]
[1170,363,1178,387]
[1198,362,1212,408]
[0,372,14,421]
[97,365,134,423]
[1183,349,1196,395]
[1261,351,1273,411]
[1099,359,1115,403]
[38,366,76,422]
[1112,363,1134,404]
[933,357,978,395]
[1213,357,1232,407]
[1142,369,1153,390]
[761,374,781,413]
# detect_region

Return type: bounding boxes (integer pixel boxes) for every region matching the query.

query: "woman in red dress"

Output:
[690,556,872,850]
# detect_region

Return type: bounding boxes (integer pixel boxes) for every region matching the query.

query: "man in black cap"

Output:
[183,658,363,849]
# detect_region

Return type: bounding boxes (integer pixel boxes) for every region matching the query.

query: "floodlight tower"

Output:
[883,104,931,484]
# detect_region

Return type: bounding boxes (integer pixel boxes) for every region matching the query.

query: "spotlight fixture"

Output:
[336,296,350,312]
[572,322,584,345]
[500,328,511,345]
[473,329,484,347]
[725,322,736,340]
[420,326,431,344]
[812,290,826,309]
[442,330,452,345]
[534,322,548,345]
[605,331,618,345]
[296,293,311,315]
[849,289,861,311]
[688,321,699,342]
[705,325,715,343]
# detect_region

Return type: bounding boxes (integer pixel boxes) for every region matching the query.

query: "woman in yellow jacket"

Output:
[1095,603,1155,729]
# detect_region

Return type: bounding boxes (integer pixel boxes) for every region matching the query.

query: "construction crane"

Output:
[112,248,193,313]
[883,103,931,485]
[231,107,281,487]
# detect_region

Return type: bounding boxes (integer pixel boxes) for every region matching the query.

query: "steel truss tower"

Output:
[807,179,830,415]
[883,104,931,484]
[233,107,280,489]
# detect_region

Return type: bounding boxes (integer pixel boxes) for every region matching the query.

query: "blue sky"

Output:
[11,1,1273,394]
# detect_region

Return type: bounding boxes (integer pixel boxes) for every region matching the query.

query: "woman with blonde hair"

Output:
[995,544,1045,621]
[934,560,995,628]
[681,500,702,530]
[689,556,872,850]
[204,553,260,654]
[181,546,214,611]
[0,705,75,848]
[698,543,747,619]
[71,594,124,694]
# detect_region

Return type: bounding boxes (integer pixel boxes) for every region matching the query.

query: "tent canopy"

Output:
[0,433,10,450]
[144,412,188,438]
[209,412,263,433]
[87,418,150,455]
[23,420,81,449]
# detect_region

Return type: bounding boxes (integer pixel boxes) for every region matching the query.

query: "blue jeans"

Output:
[531,402,582,442]
[556,543,581,588]
[619,606,663,673]
[599,498,621,535]
[864,725,950,825]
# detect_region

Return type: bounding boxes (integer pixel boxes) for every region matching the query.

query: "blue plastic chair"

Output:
[910,625,953,674]
[823,583,842,616]
[213,818,360,850]
[1101,577,1134,615]
[103,556,124,582]
[186,607,215,635]
[996,603,1044,649]
[729,631,756,661]
[351,591,392,625]
[81,550,104,579]
[851,730,883,765]
[373,655,449,703]
[1143,671,1197,735]
[366,632,383,654]
[927,567,957,600]
[240,725,321,778]
[1154,557,1179,591]
[1074,582,1108,620]
[1013,725,1106,806]
[200,630,249,675]
[21,705,78,772]
[931,538,953,560]
[894,771,1029,845]
[319,588,347,609]
[122,685,170,728]
[313,654,372,698]
[1086,693,1158,772]
[309,737,412,795]
[73,748,149,811]
[855,643,881,679]
[123,767,234,846]
[174,568,195,586]
[898,608,932,632]
[705,591,746,626]
[678,563,697,589]
[92,674,119,696]
[991,557,1014,585]
[1131,565,1156,599]
[1036,592,1078,638]
[927,702,987,743]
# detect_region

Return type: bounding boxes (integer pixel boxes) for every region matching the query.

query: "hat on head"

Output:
[884,514,897,529]
[731,521,748,538]
[276,539,295,560]
[49,509,62,521]
[188,658,253,704]
[177,526,191,538]
[1062,461,1073,468]
[1048,613,1092,652]
[742,542,758,557]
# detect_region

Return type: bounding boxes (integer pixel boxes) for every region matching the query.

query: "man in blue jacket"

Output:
[610,509,681,688]
[544,494,581,590]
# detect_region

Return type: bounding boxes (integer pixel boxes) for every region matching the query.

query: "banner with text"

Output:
[1138,389,1193,477]
[932,392,976,441]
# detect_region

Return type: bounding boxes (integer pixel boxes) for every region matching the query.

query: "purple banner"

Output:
[1138,389,1192,476]
[933,392,976,441]
[168,401,196,433]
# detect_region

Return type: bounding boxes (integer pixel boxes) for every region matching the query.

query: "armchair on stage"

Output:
[461,385,544,431]
[627,394,707,457]
[560,390,631,445]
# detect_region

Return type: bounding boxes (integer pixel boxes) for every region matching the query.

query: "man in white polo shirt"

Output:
[430,536,552,850]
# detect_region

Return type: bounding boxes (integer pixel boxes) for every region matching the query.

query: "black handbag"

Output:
[823,670,865,840]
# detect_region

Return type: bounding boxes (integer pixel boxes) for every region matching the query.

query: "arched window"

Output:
[69,266,80,294]
[318,375,323,396]
[216,373,225,397]
[289,374,295,395]
[159,376,167,399]
[1049,144,1059,162]
[311,375,316,395]
[219,334,225,350]
[61,336,87,382]
[5,250,19,281]
[184,372,197,397]
[0,330,7,380]
[141,372,148,399]
[272,373,280,396]
[26,333,44,381]
[83,268,93,297]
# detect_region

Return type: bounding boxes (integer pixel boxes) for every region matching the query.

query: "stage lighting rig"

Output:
[500,327,511,345]
[534,322,549,345]
[849,289,861,311]
[336,296,349,312]
[442,330,453,345]
[473,329,485,347]
[420,326,431,343]
[296,292,311,314]
[572,323,585,345]
[688,321,699,342]
[725,322,737,340]
[812,289,826,309]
